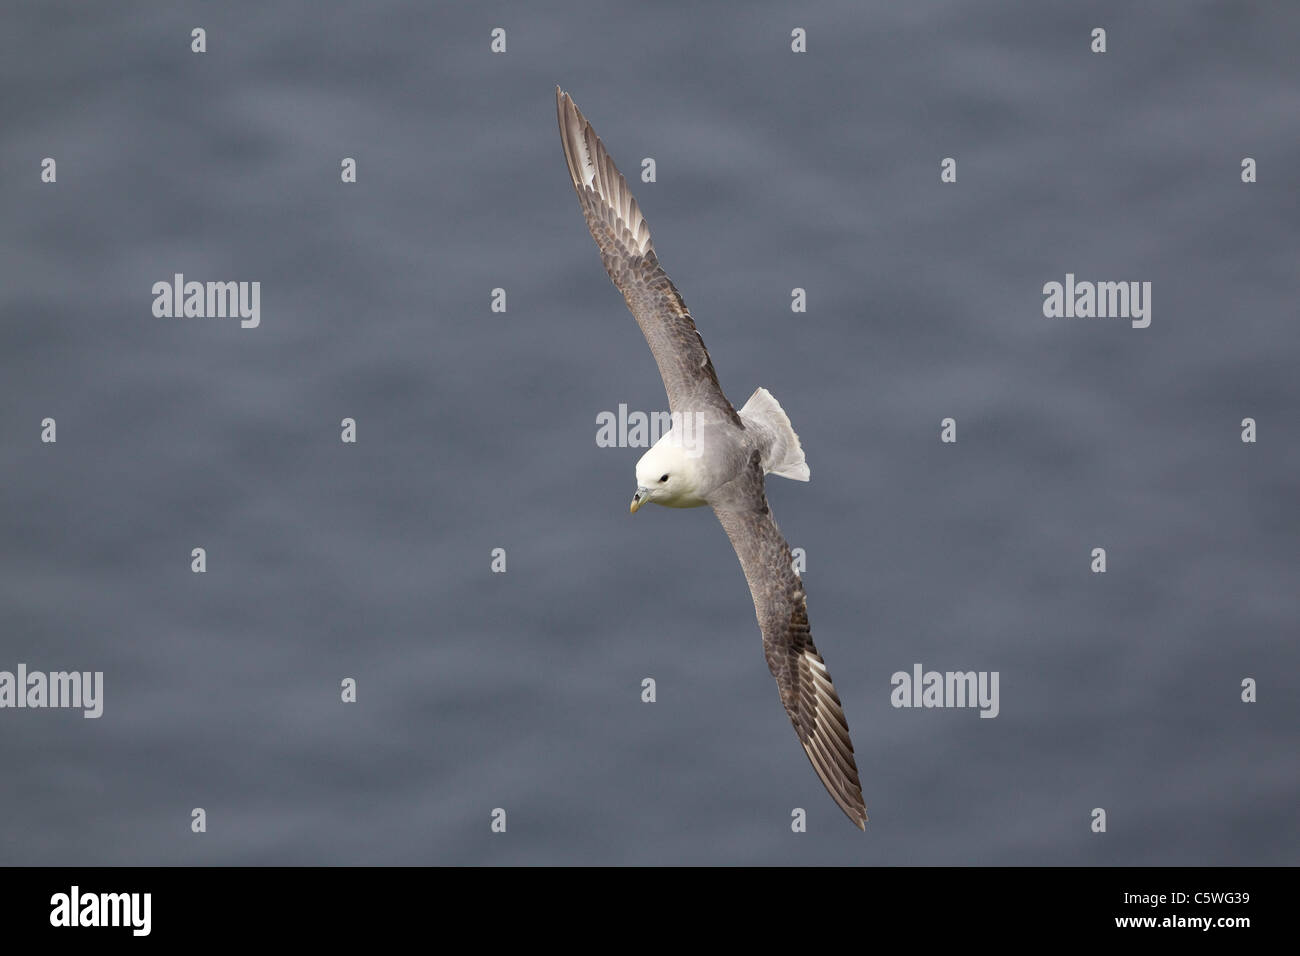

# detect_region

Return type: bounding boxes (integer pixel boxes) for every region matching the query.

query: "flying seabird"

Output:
[556,89,867,829]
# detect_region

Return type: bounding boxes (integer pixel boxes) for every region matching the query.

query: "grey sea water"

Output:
[1,1,1296,865]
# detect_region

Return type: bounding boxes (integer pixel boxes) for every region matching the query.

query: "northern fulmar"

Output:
[556,88,867,829]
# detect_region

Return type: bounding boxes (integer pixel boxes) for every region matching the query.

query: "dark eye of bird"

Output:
[660,474,669,482]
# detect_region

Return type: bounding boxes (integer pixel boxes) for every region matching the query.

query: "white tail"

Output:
[739,387,810,481]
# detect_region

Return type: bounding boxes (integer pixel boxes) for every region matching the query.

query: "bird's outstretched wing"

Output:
[556,87,739,425]
[712,454,867,829]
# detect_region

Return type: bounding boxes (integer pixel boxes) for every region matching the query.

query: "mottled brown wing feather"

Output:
[712,454,867,829]
[556,88,739,425]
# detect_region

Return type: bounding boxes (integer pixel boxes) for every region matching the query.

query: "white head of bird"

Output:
[630,432,706,512]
